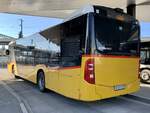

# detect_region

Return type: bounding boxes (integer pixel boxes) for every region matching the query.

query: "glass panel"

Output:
[61,14,87,67]
[141,49,150,64]
[94,14,139,56]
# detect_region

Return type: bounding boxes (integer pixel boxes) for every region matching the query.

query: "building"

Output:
[0,34,16,55]
[0,34,16,67]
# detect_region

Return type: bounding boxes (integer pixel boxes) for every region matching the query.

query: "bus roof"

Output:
[63,5,127,22]
[41,5,134,35]
[63,5,94,22]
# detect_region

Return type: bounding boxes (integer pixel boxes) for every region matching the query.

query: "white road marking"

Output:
[0,81,33,113]
[20,103,28,113]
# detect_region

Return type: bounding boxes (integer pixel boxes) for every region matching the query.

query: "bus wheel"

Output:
[12,65,19,79]
[14,75,20,79]
[140,69,150,82]
[12,65,15,74]
[37,71,45,92]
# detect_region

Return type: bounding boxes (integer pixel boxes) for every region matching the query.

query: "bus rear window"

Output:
[94,14,140,56]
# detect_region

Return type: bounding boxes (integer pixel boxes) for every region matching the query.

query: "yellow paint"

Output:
[7,61,18,75]
[8,56,140,101]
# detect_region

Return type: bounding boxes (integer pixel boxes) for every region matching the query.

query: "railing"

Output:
[0,63,7,68]
[0,56,8,68]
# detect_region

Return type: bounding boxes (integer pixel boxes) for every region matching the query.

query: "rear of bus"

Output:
[80,6,140,101]
[7,42,18,76]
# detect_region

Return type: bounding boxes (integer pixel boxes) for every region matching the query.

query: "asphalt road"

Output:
[1,68,150,113]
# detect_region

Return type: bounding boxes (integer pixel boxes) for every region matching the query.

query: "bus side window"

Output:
[61,15,86,67]
[61,37,81,67]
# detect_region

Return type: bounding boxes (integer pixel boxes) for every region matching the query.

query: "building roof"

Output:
[0,34,16,44]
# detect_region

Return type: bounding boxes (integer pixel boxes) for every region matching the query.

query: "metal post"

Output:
[18,19,23,38]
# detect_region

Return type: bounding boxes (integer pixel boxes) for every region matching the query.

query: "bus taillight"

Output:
[84,58,95,84]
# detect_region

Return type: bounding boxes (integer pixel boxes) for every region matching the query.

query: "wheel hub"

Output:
[141,72,150,81]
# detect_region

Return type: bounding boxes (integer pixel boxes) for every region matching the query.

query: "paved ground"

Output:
[1,68,150,113]
[0,68,13,80]
[0,82,22,113]
[132,83,150,100]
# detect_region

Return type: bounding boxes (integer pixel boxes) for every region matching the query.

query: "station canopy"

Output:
[0,0,150,22]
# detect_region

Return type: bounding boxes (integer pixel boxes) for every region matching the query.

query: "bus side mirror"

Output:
[5,49,10,55]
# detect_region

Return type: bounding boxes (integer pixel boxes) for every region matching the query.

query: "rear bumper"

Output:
[79,79,140,101]
[95,80,140,100]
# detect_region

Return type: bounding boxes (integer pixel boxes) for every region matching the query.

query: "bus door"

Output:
[59,15,86,98]
[59,37,81,98]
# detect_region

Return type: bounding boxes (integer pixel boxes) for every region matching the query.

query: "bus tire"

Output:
[37,71,45,92]
[14,75,20,79]
[12,65,19,79]
[12,65,15,74]
[140,69,150,83]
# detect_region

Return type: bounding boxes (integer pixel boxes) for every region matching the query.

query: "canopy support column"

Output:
[127,4,136,17]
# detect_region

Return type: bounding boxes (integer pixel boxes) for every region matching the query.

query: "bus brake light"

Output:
[84,58,95,84]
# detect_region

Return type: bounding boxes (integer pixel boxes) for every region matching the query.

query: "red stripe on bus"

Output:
[59,66,81,70]
[82,55,139,58]
[48,66,81,71]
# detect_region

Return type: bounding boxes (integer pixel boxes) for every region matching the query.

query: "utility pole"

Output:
[18,19,23,38]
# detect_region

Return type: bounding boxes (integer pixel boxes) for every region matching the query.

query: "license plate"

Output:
[114,85,125,91]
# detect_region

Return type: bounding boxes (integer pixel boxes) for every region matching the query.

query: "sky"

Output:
[0,13,150,38]
[0,13,62,38]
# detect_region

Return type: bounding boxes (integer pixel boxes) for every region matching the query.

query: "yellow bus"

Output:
[8,5,140,101]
